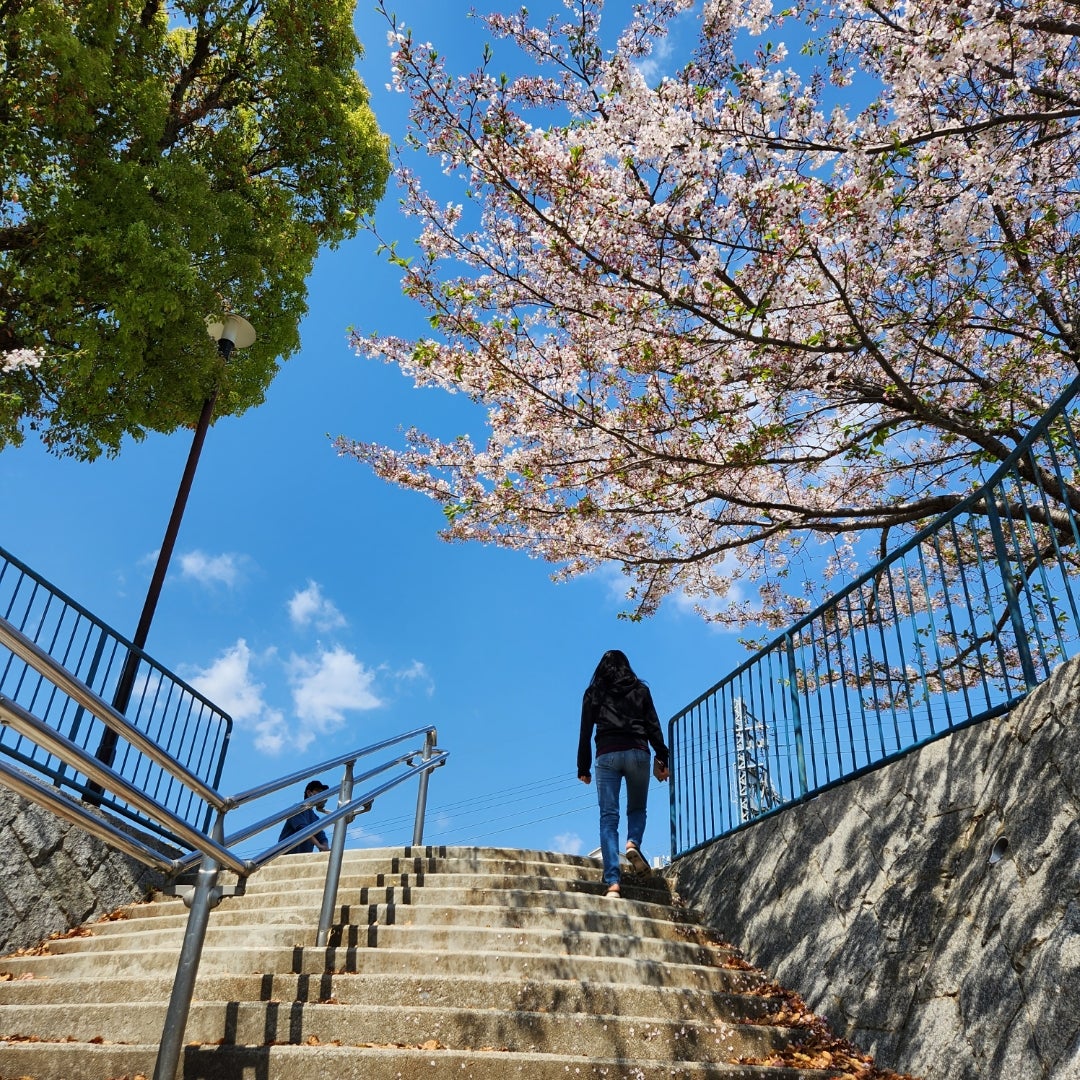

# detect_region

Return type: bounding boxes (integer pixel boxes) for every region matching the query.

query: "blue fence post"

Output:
[785,632,809,796]
[983,493,1039,689]
[667,715,678,857]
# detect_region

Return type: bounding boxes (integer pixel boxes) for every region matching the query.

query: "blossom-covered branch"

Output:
[340,0,1080,625]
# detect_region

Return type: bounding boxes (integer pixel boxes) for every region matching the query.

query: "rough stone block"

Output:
[11,805,65,868]
[40,849,97,926]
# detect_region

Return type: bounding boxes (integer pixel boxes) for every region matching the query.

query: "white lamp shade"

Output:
[205,314,257,351]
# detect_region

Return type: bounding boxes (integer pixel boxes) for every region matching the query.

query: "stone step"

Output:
[0,1000,801,1061]
[0,940,761,990]
[37,918,732,969]
[221,847,659,881]
[87,894,707,940]
[0,969,784,1022]
[0,844,875,1080]
[215,868,668,902]
[144,873,669,921]
[254,845,602,873]
[217,848,609,888]
[0,1042,839,1080]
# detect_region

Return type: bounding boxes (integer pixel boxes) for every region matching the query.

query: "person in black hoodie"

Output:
[578,650,669,898]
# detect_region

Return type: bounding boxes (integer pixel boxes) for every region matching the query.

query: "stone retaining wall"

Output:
[669,657,1080,1080]
[0,786,165,955]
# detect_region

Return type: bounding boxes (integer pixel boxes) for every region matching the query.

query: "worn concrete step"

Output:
[39,918,732,969]
[133,880,686,924]
[0,971,782,1022]
[244,846,602,876]
[0,941,762,990]
[221,855,665,889]
[0,1041,840,1080]
[77,907,711,956]
[0,1000,802,1062]
[143,873,669,923]
[216,850,610,890]
[211,869,668,904]
[83,899,712,949]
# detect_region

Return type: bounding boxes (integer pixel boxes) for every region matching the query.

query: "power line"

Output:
[448,802,599,845]
[348,771,595,846]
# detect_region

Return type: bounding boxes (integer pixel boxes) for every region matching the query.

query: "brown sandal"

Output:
[605,883,621,898]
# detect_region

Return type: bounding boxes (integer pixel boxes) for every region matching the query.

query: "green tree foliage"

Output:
[0,0,390,458]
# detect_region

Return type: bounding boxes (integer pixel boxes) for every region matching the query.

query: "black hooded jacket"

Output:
[577,672,669,777]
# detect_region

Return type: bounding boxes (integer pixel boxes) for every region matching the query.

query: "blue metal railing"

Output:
[669,376,1080,858]
[0,544,231,840]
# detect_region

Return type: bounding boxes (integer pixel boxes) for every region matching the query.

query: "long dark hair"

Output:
[588,649,640,696]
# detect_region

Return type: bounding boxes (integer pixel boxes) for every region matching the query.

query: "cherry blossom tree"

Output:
[338,0,1080,626]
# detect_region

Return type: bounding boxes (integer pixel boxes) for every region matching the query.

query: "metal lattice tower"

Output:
[733,698,782,822]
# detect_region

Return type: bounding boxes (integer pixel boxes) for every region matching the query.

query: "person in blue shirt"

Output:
[278,780,331,853]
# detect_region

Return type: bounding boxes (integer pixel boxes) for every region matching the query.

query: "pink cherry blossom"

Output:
[339,0,1080,625]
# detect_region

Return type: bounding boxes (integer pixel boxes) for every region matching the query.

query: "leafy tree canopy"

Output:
[340,0,1080,626]
[0,0,390,458]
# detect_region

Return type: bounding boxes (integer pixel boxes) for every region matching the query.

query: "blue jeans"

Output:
[594,749,651,886]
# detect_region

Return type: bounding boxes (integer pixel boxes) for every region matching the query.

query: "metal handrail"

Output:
[0,693,248,874]
[669,372,1080,857]
[0,608,447,1080]
[0,543,232,837]
[227,725,444,808]
[0,619,227,809]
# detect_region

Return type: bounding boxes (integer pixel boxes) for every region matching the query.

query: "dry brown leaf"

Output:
[48,926,93,940]
[720,954,756,970]
[96,908,131,923]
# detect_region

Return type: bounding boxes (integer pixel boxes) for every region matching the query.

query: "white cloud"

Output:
[188,639,267,722]
[632,13,682,84]
[288,581,347,632]
[188,640,379,755]
[552,832,586,856]
[250,709,289,755]
[288,646,381,728]
[347,822,385,846]
[392,659,435,696]
[186,634,395,757]
[180,550,243,588]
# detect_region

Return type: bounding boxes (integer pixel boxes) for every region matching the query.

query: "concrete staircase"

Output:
[0,846,849,1079]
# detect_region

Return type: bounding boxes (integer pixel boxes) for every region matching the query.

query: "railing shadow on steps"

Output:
[0,609,447,1080]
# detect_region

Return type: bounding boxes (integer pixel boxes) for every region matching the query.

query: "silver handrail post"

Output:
[412,728,436,847]
[153,811,227,1080]
[316,761,354,948]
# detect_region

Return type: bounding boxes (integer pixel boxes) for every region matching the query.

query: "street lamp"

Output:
[96,315,256,767]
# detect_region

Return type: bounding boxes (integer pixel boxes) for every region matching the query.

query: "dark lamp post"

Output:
[96,315,256,769]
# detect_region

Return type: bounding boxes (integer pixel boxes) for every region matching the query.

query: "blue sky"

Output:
[0,0,751,859]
